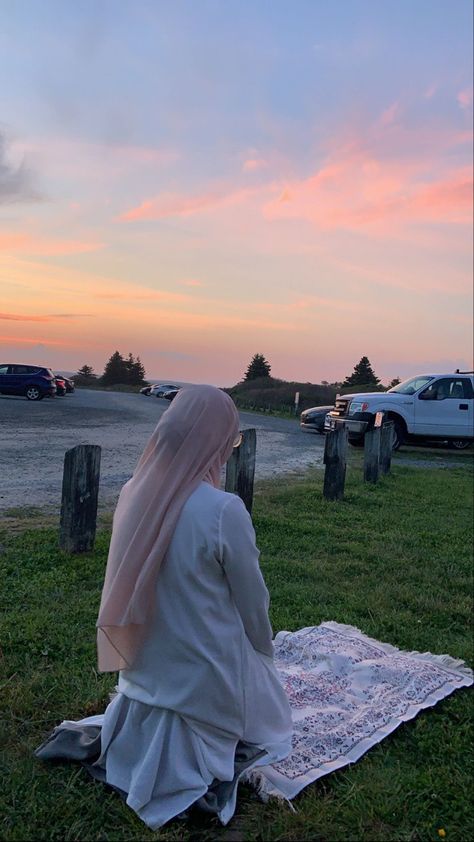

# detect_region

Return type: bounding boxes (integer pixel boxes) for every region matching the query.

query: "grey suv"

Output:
[0,364,57,400]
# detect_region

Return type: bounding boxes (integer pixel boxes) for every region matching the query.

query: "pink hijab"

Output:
[96,384,240,672]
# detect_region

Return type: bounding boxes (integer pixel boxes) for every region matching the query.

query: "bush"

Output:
[226,377,338,412]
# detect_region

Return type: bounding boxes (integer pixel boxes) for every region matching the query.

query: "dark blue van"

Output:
[0,364,57,400]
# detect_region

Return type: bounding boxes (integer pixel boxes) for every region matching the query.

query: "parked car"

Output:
[162,388,179,401]
[300,405,334,434]
[55,374,75,393]
[54,376,67,396]
[324,372,474,450]
[0,363,57,400]
[140,385,152,396]
[152,383,180,398]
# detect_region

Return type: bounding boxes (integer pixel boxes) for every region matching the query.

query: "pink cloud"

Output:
[242,158,268,172]
[379,102,400,127]
[263,144,473,233]
[181,279,204,287]
[424,84,437,100]
[0,233,104,255]
[119,187,259,222]
[457,88,473,110]
[94,290,189,303]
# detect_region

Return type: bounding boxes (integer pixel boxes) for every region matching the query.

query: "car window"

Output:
[0,365,10,375]
[461,379,474,399]
[389,375,434,395]
[420,378,471,400]
[11,365,31,374]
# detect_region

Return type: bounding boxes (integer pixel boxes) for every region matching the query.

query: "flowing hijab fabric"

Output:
[97,385,240,672]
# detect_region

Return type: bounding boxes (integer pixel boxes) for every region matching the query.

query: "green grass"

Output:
[1,465,473,841]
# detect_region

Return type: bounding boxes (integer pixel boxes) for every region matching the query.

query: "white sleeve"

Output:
[219,494,274,657]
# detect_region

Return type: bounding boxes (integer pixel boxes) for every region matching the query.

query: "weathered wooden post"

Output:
[379,420,394,475]
[59,444,101,553]
[294,390,300,416]
[225,428,256,514]
[363,412,383,483]
[323,422,347,501]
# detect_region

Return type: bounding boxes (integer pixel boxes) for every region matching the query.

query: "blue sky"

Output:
[1,1,472,383]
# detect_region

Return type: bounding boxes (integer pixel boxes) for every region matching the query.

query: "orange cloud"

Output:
[119,187,258,221]
[0,335,70,346]
[0,312,91,322]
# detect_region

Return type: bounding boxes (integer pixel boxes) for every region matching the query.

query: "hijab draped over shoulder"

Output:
[97,385,240,672]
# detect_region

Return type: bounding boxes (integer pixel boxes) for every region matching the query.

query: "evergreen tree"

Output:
[388,376,401,389]
[343,356,380,386]
[77,364,96,379]
[134,355,146,383]
[124,352,147,385]
[101,351,126,385]
[244,353,272,381]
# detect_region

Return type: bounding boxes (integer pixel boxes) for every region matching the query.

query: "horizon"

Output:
[1,1,472,384]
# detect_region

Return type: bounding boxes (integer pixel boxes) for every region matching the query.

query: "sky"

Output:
[0,0,472,386]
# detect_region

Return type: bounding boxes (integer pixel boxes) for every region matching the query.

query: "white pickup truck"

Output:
[325,372,474,450]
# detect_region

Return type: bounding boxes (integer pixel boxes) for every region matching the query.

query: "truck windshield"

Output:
[388,375,434,395]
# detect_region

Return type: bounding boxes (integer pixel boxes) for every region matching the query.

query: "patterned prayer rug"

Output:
[248,622,473,800]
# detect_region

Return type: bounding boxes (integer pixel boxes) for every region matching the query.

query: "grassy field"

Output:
[1,463,473,841]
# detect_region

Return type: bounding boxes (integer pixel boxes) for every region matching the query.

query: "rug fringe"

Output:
[244,769,297,810]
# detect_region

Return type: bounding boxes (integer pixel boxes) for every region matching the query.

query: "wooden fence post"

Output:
[59,444,101,553]
[323,422,347,501]
[379,420,394,475]
[225,428,256,514]
[364,425,381,483]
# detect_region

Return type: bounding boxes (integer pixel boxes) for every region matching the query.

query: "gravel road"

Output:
[0,389,326,513]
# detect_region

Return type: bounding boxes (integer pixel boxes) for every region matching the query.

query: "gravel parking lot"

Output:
[0,388,326,513]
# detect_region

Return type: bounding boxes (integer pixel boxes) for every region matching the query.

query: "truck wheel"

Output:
[451,440,471,450]
[392,420,404,451]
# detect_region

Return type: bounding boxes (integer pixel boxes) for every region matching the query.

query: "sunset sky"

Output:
[1,0,472,386]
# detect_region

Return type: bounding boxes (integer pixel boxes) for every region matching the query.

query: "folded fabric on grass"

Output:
[246,622,473,800]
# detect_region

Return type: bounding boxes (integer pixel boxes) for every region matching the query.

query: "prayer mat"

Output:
[247,622,473,801]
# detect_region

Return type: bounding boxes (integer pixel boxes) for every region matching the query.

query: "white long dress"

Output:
[91,482,292,827]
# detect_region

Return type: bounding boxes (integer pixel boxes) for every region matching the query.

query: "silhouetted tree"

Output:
[124,352,146,385]
[343,356,380,387]
[77,364,96,379]
[101,351,147,386]
[101,351,126,385]
[388,376,401,389]
[244,353,272,381]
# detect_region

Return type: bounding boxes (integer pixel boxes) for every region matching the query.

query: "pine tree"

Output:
[388,376,401,389]
[124,352,147,385]
[134,355,146,384]
[244,353,272,381]
[343,356,380,386]
[77,364,96,379]
[101,351,127,385]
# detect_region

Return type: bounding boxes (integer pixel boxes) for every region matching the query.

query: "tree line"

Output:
[243,352,400,389]
[76,351,400,391]
[77,351,147,387]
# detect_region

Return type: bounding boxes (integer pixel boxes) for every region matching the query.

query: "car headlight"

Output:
[348,401,369,415]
